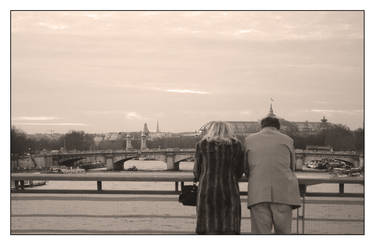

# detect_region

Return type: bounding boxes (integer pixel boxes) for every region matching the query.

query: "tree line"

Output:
[11,124,364,156]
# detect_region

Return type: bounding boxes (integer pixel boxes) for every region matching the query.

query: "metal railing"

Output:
[11,171,363,234]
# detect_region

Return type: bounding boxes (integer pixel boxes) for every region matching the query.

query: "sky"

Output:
[11,11,363,133]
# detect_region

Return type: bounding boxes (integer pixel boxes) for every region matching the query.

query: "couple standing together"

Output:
[193,116,301,235]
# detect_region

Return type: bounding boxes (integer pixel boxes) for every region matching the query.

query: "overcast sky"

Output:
[11,11,363,133]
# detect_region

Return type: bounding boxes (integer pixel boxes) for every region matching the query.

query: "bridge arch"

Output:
[113,156,138,171]
[174,156,195,170]
[58,157,86,167]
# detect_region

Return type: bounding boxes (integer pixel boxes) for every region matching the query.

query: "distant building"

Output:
[104,132,120,141]
[147,121,174,139]
[143,123,150,136]
[199,121,259,136]
[156,120,160,133]
[28,133,62,141]
[294,121,321,134]
[93,135,105,145]
[199,104,331,136]
[177,131,200,137]
[306,145,333,151]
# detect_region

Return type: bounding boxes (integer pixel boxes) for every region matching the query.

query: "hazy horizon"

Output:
[11,11,364,134]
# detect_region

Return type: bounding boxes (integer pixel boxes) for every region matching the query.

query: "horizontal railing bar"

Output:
[11,195,364,206]
[303,199,363,205]
[11,171,364,185]
[11,214,199,219]
[11,195,184,201]
[11,213,363,223]
[11,189,180,195]
[11,189,364,199]
[305,192,363,198]
[11,229,196,234]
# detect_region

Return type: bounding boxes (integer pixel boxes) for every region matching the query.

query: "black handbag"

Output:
[178,182,198,206]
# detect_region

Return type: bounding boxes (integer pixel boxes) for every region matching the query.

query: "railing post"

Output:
[295,150,305,170]
[296,208,299,234]
[298,184,307,234]
[175,182,179,192]
[14,180,19,190]
[97,181,102,192]
[339,183,344,194]
[302,195,306,234]
[20,180,25,190]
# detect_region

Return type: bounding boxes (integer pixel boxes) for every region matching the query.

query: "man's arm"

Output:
[289,140,296,171]
[193,143,202,182]
[244,149,250,177]
[234,142,245,179]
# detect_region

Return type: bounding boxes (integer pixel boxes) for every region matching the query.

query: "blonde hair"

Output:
[201,121,237,143]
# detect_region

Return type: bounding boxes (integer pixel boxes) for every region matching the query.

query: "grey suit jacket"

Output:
[244,127,301,209]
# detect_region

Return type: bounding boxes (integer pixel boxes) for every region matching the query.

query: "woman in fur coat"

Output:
[193,121,244,234]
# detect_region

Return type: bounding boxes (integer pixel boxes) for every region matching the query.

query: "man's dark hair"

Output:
[261,117,280,130]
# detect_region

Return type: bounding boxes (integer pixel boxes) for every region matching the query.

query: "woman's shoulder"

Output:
[197,138,243,149]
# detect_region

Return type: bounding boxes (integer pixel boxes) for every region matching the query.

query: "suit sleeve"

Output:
[289,139,296,171]
[244,149,249,177]
[243,138,250,177]
[234,142,245,179]
[193,143,202,182]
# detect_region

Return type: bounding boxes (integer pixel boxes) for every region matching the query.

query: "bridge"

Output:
[12,149,196,171]
[11,148,363,171]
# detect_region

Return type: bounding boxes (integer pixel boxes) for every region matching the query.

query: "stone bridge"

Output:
[12,149,196,171]
[11,149,363,171]
[294,149,364,170]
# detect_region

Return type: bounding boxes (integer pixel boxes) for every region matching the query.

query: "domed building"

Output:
[199,103,329,137]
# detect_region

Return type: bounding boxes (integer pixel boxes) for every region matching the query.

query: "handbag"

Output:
[178,182,198,206]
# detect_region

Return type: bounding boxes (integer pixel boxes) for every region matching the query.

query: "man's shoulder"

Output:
[275,131,294,144]
[245,132,261,141]
[277,131,293,140]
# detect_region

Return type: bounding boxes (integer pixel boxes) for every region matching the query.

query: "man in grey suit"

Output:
[244,116,301,234]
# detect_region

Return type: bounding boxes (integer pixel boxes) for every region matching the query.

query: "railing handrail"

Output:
[16,148,362,158]
[11,171,364,185]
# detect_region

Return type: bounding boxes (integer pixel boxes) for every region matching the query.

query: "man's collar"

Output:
[261,127,278,132]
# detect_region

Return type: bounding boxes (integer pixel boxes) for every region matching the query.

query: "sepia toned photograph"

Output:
[10,10,364,235]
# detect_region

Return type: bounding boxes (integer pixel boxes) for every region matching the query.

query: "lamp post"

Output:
[63,134,66,152]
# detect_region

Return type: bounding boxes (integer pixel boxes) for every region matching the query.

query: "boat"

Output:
[125,166,138,171]
[78,162,107,171]
[11,179,47,190]
[41,167,86,174]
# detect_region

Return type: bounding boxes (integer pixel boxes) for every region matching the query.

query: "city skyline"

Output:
[11,11,364,133]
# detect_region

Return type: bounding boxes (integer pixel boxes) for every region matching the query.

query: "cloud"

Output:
[90,82,211,95]
[140,12,160,16]
[237,29,254,34]
[240,110,252,116]
[82,12,113,20]
[126,112,143,120]
[38,22,67,30]
[14,122,87,126]
[84,110,124,115]
[83,13,100,20]
[234,29,260,36]
[13,116,60,121]
[313,101,329,104]
[165,89,210,95]
[125,112,156,122]
[311,109,363,114]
